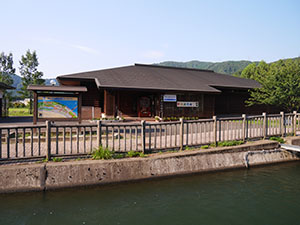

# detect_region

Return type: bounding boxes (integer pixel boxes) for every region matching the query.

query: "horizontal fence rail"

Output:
[0,111,299,162]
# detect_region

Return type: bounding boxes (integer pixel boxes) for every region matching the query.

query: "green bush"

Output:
[92,146,113,160]
[269,136,285,143]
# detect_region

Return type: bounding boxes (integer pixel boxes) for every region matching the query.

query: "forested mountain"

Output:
[157,57,300,75]
[156,60,256,75]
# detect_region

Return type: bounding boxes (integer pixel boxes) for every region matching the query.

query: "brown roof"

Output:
[0,82,15,90]
[27,85,87,92]
[57,64,260,93]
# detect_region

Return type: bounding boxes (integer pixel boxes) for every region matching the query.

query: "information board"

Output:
[38,96,78,118]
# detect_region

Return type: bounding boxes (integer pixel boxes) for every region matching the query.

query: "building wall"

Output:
[161,93,215,118]
[81,106,102,119]
[215,89,281,115]
[58,78,279,119]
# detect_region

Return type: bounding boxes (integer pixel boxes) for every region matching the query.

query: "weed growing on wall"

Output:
[92,146,113,160]
[269,136,285,143]
[52,157,63,162]
[127,151,145,158]
[217,140,244,147]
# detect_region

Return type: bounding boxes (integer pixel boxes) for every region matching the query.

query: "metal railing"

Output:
[0,111,299,162]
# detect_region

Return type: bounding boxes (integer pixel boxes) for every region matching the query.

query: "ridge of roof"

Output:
[135,63,214,73]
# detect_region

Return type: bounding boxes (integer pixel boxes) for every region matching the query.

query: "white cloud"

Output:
[31,37,99,55]
[142,50,165,59]
[70,44,99,55]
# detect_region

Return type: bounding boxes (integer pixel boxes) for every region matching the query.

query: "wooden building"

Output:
[54,64,263,119]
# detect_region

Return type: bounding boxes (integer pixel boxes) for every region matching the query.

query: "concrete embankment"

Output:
[0,140,299,193]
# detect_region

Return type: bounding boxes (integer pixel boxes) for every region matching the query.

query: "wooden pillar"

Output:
[33,92,38,124]
[78,93,82,124]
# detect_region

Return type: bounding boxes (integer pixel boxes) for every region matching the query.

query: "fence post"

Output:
[179,118,184,150]
[97,120,102,147]
[242,114,246,142]
[293,111,297,136]
[213,116,217,146]
[141,120,146,154]
[262,112,267,139]
[46,121,51,161]
[280,111,285,137]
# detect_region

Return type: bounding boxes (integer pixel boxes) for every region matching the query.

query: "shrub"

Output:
[92,146,113,160]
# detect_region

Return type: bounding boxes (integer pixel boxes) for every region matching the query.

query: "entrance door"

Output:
[138,96,151,117]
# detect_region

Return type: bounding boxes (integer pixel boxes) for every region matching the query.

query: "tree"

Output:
[246,59,300,112]
[0,52,16,116]
[19,50,44,114]
[0,52,15,85]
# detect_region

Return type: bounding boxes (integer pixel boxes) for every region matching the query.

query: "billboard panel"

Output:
[38,96,78,118]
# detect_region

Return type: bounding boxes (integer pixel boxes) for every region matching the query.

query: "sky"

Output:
[1,0,300,78]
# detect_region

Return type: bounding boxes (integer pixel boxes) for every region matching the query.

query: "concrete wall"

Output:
[0,140,299,193]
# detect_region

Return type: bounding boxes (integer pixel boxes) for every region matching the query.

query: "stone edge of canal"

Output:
[0,140,299,194]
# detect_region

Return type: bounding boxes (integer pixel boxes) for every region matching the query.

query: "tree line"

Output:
[0,50,44,114]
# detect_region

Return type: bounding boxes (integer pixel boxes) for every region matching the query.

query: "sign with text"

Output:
[163,94,177,102]
[177,101,199,107]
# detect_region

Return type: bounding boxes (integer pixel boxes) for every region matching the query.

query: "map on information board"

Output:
[38,96,78,118]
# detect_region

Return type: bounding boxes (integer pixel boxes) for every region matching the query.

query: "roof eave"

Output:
[96,84,221,94]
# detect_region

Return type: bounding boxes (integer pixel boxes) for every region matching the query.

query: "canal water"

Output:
[1,162,300,225]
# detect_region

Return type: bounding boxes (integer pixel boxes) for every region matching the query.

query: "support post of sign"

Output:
[78,93,82,124]
[33,92,38,124]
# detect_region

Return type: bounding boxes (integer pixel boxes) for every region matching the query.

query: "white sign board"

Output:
[163,94,177,102]
[177,101,199,107]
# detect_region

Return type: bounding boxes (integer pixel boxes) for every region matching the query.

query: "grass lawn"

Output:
[8,108,32,117]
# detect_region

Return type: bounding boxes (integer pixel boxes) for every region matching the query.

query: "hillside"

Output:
[157,57,300,75]
[8,74,57,97]
[156,60,256,75]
